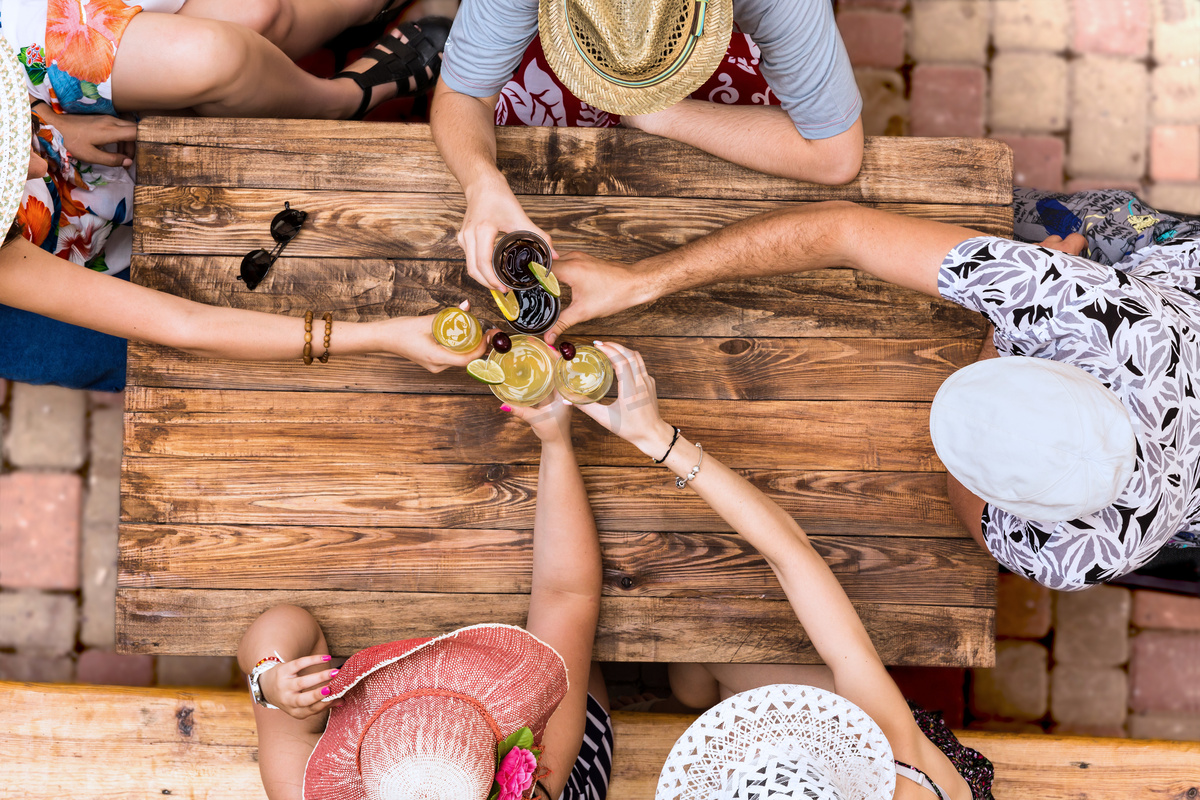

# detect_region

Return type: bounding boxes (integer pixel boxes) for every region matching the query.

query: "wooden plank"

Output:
[132,186,1014,257]
[127,256,986,340]
[124,336,977,400]
[7,683,1194,800]
[135,117,1015,206]
[609,712,1200,800]
[120,461,963,536]
[115,588,994,665]
[118,525,994,606]
[123,392,941,470]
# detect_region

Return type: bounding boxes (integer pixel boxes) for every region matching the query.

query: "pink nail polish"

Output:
[500,404,512,412]
[331,669,339,676]
[321,687,331,696]
[322,655,331,661]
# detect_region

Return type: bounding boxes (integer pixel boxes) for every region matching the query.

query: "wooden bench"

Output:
[3,682,1196,798]
[120,119,1009,667]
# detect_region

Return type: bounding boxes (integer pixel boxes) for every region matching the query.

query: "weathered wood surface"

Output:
[122,121,1004,665]
[135,118,1015,206]
[128,255,987,340]
[5,683,1196,800]
[612,711,1200,800]
[133,186,1014,257]
[124,391,943,470]
[121,461,963,536]
[116,589,993,665]
[118,525,994,606]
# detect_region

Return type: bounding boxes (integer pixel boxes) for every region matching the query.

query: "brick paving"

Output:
[1,0,1200,741]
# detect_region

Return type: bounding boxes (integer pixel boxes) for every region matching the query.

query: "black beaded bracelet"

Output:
[652,426,681,464]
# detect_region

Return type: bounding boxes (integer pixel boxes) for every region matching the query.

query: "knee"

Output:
[185,21,257,104]
[236,0,293,42]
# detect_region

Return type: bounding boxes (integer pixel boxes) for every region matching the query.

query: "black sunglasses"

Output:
[239,202,307,290]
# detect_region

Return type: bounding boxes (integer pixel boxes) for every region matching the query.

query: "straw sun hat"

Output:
[539,0,734,116]
[0,35,32,236]
[302,624,568,800]
[657,684,896,800]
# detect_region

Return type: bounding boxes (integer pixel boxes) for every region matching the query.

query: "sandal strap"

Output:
[333,20,445,118]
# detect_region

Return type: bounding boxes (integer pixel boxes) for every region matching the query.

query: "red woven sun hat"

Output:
[302,624,569,800]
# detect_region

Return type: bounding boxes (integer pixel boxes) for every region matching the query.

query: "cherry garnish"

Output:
[558,341,576,360]
[491,332,512,354]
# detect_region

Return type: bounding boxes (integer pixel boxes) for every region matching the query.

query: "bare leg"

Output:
[178,0,379,58]
[237,605,336,800]
[111,13,361,117]
[668,662,837,710]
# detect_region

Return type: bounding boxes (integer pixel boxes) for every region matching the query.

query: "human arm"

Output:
[0,237,488,372]
[546,201,980,342]
[32,102,137,168]
[624,103,863,184]
[574,343,923,750]
[504,398,602,796]
[236,605,343,800]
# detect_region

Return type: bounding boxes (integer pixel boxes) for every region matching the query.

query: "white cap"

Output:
[930,357,1137,522]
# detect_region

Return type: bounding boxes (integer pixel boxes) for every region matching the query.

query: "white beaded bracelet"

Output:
[675,443,703,488]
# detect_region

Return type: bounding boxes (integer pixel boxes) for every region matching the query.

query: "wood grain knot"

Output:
[485,465,506,482]
[620,576,634,589]
[718,339,752,356]
[176,706,194,738]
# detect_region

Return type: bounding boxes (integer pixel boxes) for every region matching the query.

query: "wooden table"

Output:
[118,118,1011,666]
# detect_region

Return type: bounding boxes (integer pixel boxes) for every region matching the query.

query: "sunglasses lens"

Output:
[240,250,273,290]
[271,208,307,243]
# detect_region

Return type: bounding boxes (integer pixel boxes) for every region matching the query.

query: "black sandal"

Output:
[324,0,418,72]
[334,17,451,120]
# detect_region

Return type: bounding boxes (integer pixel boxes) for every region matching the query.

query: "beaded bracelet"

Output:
[318,312,333,363]
[652,426,681,464]
[302,310,314,365]
[253,655,282,670]
[675,442,704,489]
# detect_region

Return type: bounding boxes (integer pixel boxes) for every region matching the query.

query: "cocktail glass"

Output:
[431,307,482,353]
[509,286,561,336]
[487,335,558,407]
[492,231,552,290]
[554,344,614,404]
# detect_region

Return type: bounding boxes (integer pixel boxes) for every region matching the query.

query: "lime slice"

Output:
[466,359,506,385]
[490,289,520,321]
[529,263,561,297]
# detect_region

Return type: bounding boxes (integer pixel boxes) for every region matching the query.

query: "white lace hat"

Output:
[656,684,896,800]
[930,356,1137,522]
[0,35,31,237]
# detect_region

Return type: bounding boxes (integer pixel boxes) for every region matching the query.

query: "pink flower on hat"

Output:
[495,746,537,800]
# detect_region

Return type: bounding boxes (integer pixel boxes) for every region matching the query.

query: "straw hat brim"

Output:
[0,36,32,237]
[656,684,897,800]
[302,624,568,800]
[539,0,733,116]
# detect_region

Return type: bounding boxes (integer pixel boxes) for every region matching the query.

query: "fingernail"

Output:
[500,404,512,412]
[322,655,331,661]
[321,687,331,696]
[331,669,339,676]
[593,340,602,346]
[561,398,571,406]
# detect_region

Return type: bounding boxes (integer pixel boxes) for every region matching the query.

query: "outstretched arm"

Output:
[625,103,863,185]
[506,399,602,797]
[547,201,981,342]
[0,237,488,372]
[576,343,921,751]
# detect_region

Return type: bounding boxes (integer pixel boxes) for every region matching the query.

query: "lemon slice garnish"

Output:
[490,289,519,321]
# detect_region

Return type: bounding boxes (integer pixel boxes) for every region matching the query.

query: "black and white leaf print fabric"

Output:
[938,234,1200,590]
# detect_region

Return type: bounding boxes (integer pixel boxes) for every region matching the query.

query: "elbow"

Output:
[818,147,863,185]
[800,118,864,185]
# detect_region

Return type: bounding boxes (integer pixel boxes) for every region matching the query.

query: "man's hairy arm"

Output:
[625,101,863,184]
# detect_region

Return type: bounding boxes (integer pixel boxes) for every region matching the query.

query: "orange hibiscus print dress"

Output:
[2,0,184,113]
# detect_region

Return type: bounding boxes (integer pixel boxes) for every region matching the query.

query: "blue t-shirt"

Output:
[441,0,862,139]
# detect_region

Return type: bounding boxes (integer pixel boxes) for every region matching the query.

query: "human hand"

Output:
[459,176,556,291]
[37,106,136,168]
[574,341,674,458]
[543,252,654,345]
[257,655,343,720]
[380,300,494,373]
[1038,233,1087,257]
[502,392,575,446]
